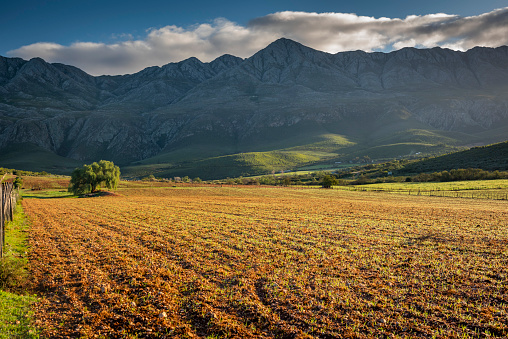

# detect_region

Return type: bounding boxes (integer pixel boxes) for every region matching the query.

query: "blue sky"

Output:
[2,0,508,75]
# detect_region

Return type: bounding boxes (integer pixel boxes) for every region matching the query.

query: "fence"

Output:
[344,186,508,200]
[148,182,508,199]
[1,179,19,257]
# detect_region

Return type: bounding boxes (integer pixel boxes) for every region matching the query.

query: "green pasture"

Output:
[0,204,39,338]
[348,179,508,192]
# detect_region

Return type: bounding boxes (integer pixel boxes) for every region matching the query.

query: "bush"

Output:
[0,257,27,291]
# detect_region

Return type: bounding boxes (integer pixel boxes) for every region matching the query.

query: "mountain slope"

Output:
[400,140,508,174]
[1,38,508,178]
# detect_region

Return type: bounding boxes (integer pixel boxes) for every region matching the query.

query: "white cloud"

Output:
[392,39,417,50]
[7,8,508,75]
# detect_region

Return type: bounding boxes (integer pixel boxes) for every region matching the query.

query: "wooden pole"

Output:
[0,183,4,258]
[8,184,13,222]
[0,182,16,258]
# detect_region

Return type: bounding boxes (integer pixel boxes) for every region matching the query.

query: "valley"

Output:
[2,39,508,179]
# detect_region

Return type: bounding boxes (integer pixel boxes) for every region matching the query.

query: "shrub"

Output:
[0,256,27,291]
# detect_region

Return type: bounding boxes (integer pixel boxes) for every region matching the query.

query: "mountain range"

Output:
[1,38,508,178]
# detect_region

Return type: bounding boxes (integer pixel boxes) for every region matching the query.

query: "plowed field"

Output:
[23,187,508,338]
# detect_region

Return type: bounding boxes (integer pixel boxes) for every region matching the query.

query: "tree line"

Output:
[205,168,508,187]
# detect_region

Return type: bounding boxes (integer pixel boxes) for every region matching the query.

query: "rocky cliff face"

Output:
[1,38,508,167]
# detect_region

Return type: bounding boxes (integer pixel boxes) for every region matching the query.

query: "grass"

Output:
[337,179,508,200]
[400,140,508,174]
[21,190,73,199]
[0,143,82,175]
[0,291,38,339]
[349,179,508,192]
[283,133,355,153]
[2,205,29,287]
[120,136,465,181]
[124,150,335,180]
[348,142,457,159]
[18,176,74,199]
[0,204,39,338]
[3,131,506,182]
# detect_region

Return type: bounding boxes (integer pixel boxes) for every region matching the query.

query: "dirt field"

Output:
[23,186,508,338]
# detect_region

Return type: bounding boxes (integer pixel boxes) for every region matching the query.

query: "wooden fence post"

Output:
[0,182,17,258]
[8,184,13,221]
[5,184,10,222]
[1,183,4,258]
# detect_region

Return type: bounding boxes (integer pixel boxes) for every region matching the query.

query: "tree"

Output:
[321,175,338,188]
[13,176,23,189]
[282,176,291,187]
[68,160,120,195]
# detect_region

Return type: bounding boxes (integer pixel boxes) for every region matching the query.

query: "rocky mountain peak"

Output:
[0,56,26,84]
[4,56,100,102]
[19,57,53,76]
[250,37,323,64]
[239,38,335,83]
[264,37,305,49]
[210,54,244,72]
[179,56,203,66]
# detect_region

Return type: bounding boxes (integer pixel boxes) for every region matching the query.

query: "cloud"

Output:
[7,7,508,75]
[248,8,508,53]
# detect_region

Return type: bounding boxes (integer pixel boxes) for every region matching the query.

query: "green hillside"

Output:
[0,143,83,174]
[400,140,508,174]
[2,130,506,181]
[123,150,333,179]
[121,124,464,179]
[101,129,507,180]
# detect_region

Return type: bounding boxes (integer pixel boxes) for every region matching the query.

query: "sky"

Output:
[2,0,508,75]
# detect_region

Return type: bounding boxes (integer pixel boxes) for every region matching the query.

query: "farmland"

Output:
[22,185,508,338]
[340,180,508,201]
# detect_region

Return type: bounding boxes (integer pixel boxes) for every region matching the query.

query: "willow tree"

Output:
[68,160,120,195]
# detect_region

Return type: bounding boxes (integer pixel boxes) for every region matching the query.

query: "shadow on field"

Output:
[22,194,75,199]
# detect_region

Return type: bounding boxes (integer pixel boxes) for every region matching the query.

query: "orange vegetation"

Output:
[21,176,70,190]
[23,187,508,338]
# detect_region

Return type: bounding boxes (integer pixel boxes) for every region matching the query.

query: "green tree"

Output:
[68,160,120,195]
[13,176,23,189]
[321,175,338,188]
